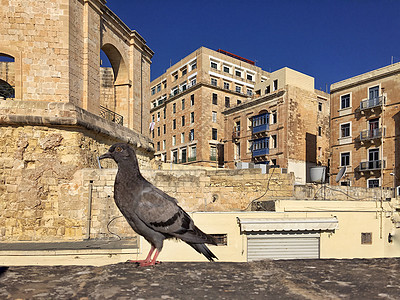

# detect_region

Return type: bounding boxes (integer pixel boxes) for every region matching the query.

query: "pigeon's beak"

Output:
[99,152,112,160]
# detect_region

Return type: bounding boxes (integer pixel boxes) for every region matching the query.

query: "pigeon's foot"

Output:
[139,260,161,267]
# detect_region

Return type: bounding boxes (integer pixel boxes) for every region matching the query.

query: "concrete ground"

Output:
[0,258,399,299]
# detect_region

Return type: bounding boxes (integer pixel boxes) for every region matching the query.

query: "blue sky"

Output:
[105,0,400,91]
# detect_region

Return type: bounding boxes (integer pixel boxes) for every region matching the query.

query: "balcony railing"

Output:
[188,156,196,162]
[252,148,269,157]
[360,96,384,111]
[359,160,386,171]
[100,105,123,125]
[252,124,269,134]
[360,128,384,141]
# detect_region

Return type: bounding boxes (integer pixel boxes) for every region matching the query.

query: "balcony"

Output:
[252,123,269,134]
[100,105,123,126]
[252,147,269,157]
[360,128,384,142]
[359,160,386,171]
[360,96,384,111]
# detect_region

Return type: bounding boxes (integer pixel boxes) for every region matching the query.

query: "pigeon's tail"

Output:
[187,242,218,262]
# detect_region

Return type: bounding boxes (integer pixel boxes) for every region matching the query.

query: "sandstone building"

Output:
[330,62,400,188]
[223,67,330,184]
[0,0,154,241]
[149,47,269,167]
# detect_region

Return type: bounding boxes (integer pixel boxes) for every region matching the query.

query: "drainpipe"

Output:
[86,180,93,240]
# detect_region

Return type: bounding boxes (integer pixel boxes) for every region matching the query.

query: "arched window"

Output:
[0,54,15,99]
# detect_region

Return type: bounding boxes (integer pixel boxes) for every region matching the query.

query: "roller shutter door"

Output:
[247,233,320,261]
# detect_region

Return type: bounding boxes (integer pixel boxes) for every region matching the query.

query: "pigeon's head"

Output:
[99,143,137,164]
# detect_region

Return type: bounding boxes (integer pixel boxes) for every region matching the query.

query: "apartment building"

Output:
[223,67,330,184]
[330,62,400,188]
[149,47,269,167]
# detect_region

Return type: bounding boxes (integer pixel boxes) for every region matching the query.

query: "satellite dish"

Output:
[335,166,347,183]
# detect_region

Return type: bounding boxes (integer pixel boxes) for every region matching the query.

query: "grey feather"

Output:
[99,143,218,261]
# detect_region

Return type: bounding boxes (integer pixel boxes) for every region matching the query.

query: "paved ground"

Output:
[1,258,400,299]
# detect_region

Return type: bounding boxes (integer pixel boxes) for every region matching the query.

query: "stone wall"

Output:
[0,99,153,241]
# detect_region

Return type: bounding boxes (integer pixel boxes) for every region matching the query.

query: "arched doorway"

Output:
[0,54,15,99]
[99,44,129,126]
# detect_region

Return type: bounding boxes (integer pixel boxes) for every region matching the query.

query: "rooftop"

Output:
[1,258,399,299]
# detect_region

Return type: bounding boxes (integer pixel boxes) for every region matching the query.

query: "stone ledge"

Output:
[0,100,154,152]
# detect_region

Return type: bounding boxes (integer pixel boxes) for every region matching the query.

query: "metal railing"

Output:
[360,96,384,111]
[359,160,385,171]
[360,128,384,141]
[99,105,123,125]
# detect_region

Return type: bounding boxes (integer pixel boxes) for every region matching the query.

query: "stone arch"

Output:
[101,43,128,84]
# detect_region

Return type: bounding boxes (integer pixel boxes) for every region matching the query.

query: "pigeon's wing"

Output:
[135,186,214,244]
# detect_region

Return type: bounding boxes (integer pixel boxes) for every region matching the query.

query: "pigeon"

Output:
[99,143,218,266]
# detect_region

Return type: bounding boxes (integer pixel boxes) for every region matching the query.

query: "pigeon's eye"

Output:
[115,146,122,152]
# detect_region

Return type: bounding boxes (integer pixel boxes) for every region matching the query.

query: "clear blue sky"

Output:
[106,0,400,92]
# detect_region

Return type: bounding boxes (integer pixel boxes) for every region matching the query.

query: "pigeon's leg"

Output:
[127,245,155,264]
[139,249,161,267]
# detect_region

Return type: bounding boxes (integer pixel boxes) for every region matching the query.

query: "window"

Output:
[190,94,194,106]
[265,85,271,94]
[369,148,379,161]
[271,135,277,148]
[152,101,156,108]
[211,78,218,86]
[212,93,218,105]
[157,112,160,122]
[224,82,230,90]
[151,87,156,95]
[212,128,218,140]
[181,68,187,76]
[190,112,194,123]
[273,79,278,91]
[369,86,379,100]
[173,119,176,130]
[181,148,187,163]
[162,140,166,150]
[172,72,178,81]
[225,97,230,108]
[157,141,160,151]
[181,132,185,143]
[235,85,242,93]
[210,146,217,161]
[368,179,380,189]
[180,82,187,92]
[172,150,178,164]
[156,84,161,93]
[157,127,160,137]
[340,94,351,109]
[340,123,351,138]
[211,61,218,69]
[235,143,240,159]
[182,99,185,110]
[247,89,253,96]
[163,107,166,119]
[189,129,194,141]
[235,70,242,77]
[341,152,350,166]
[190,60,197,71]
[212,111,217,123]
[237,99,242,105]
[172,86,178,96]
[152,114,155,122]
[190,145,196,159]
[271,111,277,124]
[163,124,166,134]
[182,115,185,126]
[223,65,230,73]
[172,135,176,146]
[163,81,167,89]
[318,102,322,111]
[173,103,176,114]
[361,232,372,244]
[318,126,322,136]
[190,77,196,86]
[246,73,254,81]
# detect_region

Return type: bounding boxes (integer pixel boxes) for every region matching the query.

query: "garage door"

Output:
[247,233,320,261]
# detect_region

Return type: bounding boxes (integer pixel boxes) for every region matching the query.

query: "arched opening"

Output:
[99,44,129,126]
[0,54,15,100]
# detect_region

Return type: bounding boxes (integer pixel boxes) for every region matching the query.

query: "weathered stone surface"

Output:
[0,258,399,299]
